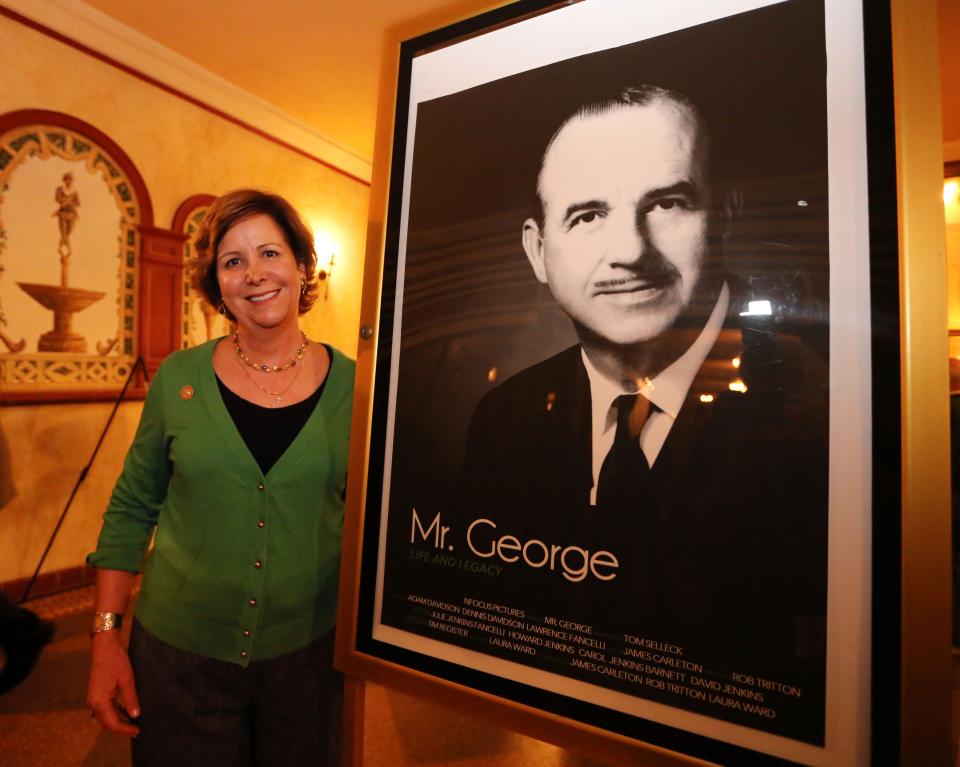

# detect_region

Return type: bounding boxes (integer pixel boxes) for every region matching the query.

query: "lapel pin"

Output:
[179,385,194,400]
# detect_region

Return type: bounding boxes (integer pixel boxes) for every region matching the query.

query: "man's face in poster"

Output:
[522,98,715,349]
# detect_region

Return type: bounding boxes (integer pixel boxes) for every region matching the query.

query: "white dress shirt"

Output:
[583,282,729,506]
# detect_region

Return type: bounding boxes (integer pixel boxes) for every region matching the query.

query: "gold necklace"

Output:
[234,332,307,373]
[237,342,308,407]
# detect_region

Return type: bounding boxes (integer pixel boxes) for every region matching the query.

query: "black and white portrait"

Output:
[369,0,844,753]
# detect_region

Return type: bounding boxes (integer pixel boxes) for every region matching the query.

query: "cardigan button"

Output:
[248,598,257,607]
[240,650,248,658]
[254,560,262,569]
[257,520,265,528]
[257,482,265,492]
[242,629,251,637]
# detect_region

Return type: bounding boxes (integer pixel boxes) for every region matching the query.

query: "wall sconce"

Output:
[317,252,335,301]
[314,232,337,301]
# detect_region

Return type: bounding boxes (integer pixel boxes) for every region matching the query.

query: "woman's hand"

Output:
[87,630,140,736]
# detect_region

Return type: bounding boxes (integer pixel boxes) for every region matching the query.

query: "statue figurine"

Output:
[53,172,80,285]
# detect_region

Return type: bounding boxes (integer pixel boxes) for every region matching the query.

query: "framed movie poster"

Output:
[340,0,900,764]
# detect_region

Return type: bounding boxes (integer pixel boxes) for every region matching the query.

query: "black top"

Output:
[216,345,331,474]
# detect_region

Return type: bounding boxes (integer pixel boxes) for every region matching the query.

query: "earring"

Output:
[218,302,227,317]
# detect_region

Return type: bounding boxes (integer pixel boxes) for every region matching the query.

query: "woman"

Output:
[86,189,354,765]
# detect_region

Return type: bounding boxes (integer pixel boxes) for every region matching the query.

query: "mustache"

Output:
[593,255,680,292]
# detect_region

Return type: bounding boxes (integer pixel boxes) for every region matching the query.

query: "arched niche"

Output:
[172,194,231,349]
[0,110,179,402]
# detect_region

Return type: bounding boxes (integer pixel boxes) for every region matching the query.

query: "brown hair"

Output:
[191,189,319,318]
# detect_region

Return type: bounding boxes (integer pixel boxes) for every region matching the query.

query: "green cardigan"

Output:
[88,339,355,667]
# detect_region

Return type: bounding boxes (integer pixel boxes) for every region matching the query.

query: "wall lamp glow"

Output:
[314,232,337,301]
[317,253,336,301]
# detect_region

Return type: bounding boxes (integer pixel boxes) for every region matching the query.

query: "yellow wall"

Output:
[0,14,369,583]
[0,402,139,582]
[947,178,960,358]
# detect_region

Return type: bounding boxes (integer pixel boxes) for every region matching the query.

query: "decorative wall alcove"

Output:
[172,194,230,349]
[0,110,181,402]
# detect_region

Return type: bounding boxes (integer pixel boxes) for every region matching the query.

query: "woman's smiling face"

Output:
[216,213,305,333]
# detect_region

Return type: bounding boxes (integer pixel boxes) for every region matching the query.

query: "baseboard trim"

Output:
[0,564,97,603]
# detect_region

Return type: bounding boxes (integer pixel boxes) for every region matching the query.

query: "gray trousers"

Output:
[129,619,343,766]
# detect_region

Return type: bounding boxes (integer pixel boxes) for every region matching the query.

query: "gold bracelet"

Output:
[90,611,123,636]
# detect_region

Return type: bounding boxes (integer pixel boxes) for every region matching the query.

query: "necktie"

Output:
[596,393,652,506]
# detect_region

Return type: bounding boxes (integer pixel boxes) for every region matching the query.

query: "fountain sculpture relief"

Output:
[16,173,105,353]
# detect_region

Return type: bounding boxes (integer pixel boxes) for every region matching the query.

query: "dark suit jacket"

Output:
[456,313,828,678]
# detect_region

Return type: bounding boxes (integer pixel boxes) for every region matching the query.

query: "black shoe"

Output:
[0,615,56,694]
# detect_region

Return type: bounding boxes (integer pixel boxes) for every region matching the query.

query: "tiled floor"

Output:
[0,586,612,767]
